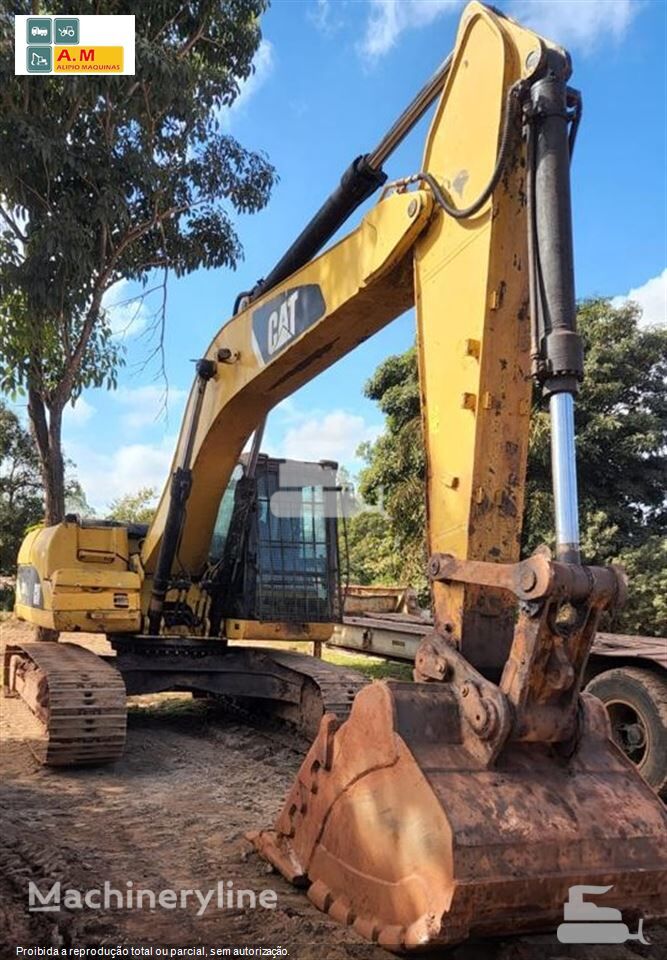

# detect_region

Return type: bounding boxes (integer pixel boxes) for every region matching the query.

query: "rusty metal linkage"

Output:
[422,548,626,746]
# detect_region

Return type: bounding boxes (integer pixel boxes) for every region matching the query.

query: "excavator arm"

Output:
[9,2,666,946]
[241,2,666,948]
[142,3,556,661]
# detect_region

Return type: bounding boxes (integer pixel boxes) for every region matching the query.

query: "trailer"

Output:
[330,586,667,795]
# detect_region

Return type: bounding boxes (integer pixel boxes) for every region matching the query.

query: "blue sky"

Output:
[54,0,666,512]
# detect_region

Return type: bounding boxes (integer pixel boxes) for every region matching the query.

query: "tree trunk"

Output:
[28,388,66,525]
[45,406,65,525]
[27,386,65,641]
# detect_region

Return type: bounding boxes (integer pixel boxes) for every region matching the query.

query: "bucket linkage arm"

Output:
[418,550,626,761]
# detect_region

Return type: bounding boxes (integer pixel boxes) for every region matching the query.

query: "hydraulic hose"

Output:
[422,80,526,221]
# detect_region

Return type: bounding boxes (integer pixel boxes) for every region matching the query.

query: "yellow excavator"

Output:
[5,1,666,950]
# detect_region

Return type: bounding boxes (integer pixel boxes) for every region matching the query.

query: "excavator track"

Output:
[267,648,367,727]
[111,637,367,739]
[3,641,126,766]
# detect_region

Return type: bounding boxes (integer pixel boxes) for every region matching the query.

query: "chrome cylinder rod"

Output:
[367,53,453,169]
[549,392,580,564]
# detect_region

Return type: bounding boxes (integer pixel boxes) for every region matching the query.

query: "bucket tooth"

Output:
[251,681,667,949]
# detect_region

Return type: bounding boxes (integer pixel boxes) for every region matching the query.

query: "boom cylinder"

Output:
[251,156,387,300]
[147,359,216,634]
[240,56,454,307]
[530,53,583,564]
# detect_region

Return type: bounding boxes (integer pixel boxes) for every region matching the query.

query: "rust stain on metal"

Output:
[253,551,667,949]
[252,677,667,949]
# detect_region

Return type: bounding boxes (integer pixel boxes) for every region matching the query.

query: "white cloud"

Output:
[102,279,151,337]
[114,384,188,430]
[271,396,308,425]
[71,435,177,513]
[612,269,667,328]
[510,1,638,51]
[358,0,638,61]
[63,396,96,427]
[308,0,344,34]
[221,40,275,126]
[359,0,460,60]
[273,410,382,466]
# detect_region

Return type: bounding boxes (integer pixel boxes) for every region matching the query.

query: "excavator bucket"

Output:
[251,680,667,950]
[246,0,667,938]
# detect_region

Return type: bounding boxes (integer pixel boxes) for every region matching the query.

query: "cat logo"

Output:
[251,284,326,365]
[268,290,300,356]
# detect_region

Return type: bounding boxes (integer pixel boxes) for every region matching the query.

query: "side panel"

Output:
[15,524,141,632]
[225,620,333,642]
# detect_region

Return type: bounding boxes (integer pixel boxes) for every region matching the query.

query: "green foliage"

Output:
[0,0,276,521]
[108,486,158,525]
[0,0,275,338]
[65,478,95,517]
[357,346,428,596]
[609,537,667,637]
[339,456,426,594]
[357,300,667,636]
[0,401,43,572]
[0,400,96,569]
[0,295,123,404]
[343,510,403,586]
[323,649,413,682]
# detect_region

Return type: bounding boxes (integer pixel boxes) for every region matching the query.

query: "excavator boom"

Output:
[8,1,666,949]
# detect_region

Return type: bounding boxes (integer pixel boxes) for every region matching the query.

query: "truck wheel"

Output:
[586,667,667,797]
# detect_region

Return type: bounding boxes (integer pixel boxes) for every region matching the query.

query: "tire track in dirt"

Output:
[0,622,386,957]
[1,621,665,960]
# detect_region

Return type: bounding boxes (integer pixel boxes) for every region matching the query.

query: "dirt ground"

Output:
[1,618,665,960]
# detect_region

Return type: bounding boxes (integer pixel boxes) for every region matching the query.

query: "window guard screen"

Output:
[253,463,339,623]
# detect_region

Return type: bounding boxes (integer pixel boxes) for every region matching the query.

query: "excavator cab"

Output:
[6,0,666,948]
[11,455,342,641]
[208,454,341,628]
